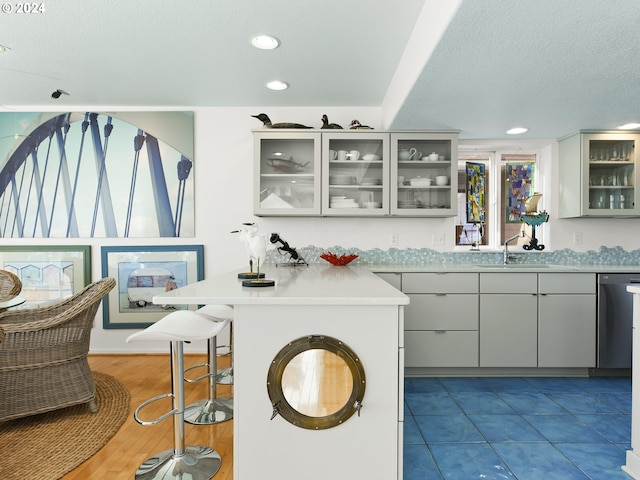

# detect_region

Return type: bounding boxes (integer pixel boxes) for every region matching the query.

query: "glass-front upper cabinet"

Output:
[559,131,639,217]
[254,131,321,216]
[390,132,459,216]
[321,132,389,215]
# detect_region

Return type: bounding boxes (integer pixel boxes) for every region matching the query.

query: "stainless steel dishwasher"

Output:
[597,273,640,369]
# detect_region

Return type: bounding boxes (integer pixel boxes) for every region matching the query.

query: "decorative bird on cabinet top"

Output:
[349,119,373,129]
[321,114,343,129]
[252,113,312,129]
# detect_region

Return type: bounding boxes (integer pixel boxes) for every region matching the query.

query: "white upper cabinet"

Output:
[254,131,321,216]
[559,130,640,217]
[254,129,459,217]
[391,132,458,217]
[322,131,390,215]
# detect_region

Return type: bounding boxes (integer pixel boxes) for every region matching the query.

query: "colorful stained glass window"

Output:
[466,162,485,223]
[505,162,535,223]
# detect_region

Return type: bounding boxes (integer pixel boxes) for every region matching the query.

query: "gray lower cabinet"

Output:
[402,273,479,367]
[538,273,596,368]
[480,273,538,367]
[397,271,597,370]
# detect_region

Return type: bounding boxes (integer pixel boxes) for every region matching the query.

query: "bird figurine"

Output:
[252,113,313,129]
[231,223,264,279]
[232,222,272,285]
[321,114,343,129]
[349,119,373,130]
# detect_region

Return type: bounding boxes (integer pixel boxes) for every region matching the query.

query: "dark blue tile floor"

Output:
[404,376,632,479]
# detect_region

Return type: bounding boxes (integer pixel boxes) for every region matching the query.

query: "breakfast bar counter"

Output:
[624,284,640,479]
[154,264,409,480]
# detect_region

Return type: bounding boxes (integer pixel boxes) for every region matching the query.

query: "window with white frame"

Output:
[455,151,539,250]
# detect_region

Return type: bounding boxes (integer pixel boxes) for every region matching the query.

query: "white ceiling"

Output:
[1,0,639,139]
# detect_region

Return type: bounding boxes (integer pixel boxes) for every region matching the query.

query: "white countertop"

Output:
[153,264,409,306]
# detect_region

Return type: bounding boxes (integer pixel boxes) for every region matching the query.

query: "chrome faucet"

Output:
[503,231,526,264]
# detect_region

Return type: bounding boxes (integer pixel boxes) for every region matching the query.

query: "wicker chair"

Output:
[0,270,22,300]
[0,277,115,422]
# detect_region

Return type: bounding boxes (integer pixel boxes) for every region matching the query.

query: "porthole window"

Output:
[266,335,366,430]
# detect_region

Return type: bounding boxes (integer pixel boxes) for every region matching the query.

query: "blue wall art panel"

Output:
[0,111,194,238]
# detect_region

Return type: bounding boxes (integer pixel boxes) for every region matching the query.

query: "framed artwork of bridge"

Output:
[0,111,194,238]
[101,244,204,329]
[0,245,91,308]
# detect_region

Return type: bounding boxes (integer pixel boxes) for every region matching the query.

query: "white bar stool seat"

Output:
[126,310,230,480]
[183,304,234,425]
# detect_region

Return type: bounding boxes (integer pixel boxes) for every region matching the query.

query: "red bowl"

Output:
[320,252,358,266]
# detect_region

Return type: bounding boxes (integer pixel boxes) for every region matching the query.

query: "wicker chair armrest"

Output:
[0,277,115,341]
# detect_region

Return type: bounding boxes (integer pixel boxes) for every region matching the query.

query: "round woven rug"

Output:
[0,371,130,480]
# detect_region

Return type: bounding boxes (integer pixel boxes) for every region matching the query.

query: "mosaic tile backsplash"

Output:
[265,245,640,266]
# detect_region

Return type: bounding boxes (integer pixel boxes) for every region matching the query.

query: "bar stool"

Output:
[126,310,230,480]
[183,304,234,425]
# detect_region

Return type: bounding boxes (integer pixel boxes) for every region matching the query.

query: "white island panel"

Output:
[153,264,408,480]
[235,303,402,480]
[624,285,640,479]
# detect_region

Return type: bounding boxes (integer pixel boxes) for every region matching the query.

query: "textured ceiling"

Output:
[1,0,639,139]
[391,0,640,138]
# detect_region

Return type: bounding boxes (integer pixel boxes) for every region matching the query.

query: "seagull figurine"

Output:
[349,119,373,130]
[321,114,343,129]
[252,113,313,129]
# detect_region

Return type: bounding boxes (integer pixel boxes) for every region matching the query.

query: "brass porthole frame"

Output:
[266,334,366,430]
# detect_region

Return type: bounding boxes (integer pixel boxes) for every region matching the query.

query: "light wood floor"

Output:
[62,354,234,480]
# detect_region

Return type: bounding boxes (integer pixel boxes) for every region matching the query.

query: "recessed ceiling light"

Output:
[506,127,528,135]
[618,123,640,130]
[266,80,289,91]
[250,35,280,50]
[0,44,8,53]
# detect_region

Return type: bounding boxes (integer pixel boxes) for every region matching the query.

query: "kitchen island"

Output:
[624,284,640,479]
[153,264,409,480]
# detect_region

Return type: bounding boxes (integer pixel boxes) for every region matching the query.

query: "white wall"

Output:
[4,105,640,353]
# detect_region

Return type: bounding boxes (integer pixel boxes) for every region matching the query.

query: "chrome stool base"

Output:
[184,321,234,425]
[216,366,233,385]
[135,445,221,480]
[184,397,233,425]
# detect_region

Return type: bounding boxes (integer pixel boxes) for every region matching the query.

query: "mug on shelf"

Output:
[408,148,421,160]
[337,150,348,161]
[329,149,337,160]
[349,150,360,161]
[398,149,411,160]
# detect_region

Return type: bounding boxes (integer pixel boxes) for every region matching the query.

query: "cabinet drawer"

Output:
[538,273,595,294]
[405,331,478,367]
[405,294,478,330]
[480,273,537,294]
[402,272,478,294]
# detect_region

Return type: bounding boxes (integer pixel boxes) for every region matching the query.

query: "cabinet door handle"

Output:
[435,330,447,333]
[435,293,446,296]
